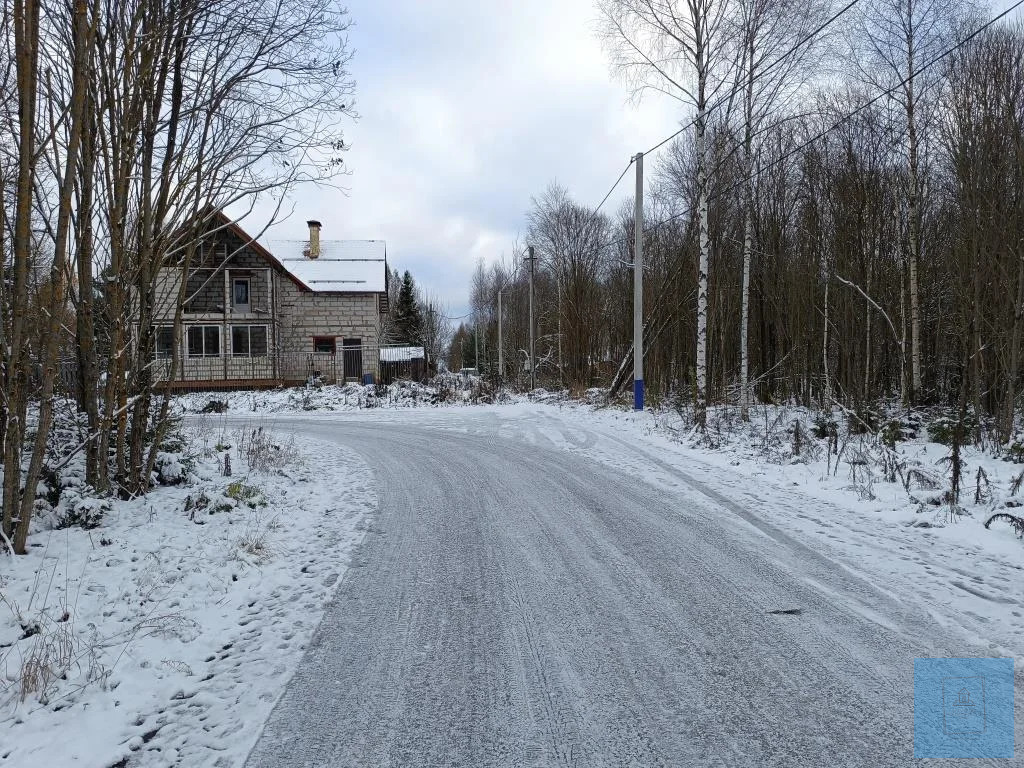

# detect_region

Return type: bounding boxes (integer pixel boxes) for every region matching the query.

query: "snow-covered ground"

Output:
[4,382,1021,766]
[0,416,375,767]
[500,401,1024,658]
[176,375,510,414]
[240,397,1023,765]
[214,383,1023,661]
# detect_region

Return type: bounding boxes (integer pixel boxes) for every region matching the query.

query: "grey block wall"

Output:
[276,276,381,378]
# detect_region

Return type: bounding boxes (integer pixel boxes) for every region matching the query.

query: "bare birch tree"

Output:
[599,0,737,427]
[852,0,977,403]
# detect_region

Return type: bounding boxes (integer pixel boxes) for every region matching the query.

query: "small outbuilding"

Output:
[379,346,427,384]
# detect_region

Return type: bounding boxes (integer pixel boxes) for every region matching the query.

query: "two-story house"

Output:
[152,212,387,387]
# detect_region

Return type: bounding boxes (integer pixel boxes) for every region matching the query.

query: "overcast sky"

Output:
[247,0,678,318]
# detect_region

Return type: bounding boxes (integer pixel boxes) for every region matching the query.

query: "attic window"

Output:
[232,278,251,311]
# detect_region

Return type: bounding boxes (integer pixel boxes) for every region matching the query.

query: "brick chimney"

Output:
[306,220,322,259]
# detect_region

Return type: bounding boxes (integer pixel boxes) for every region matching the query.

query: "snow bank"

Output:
[178,375,516,414]
[0,418,375,767]
[528,400,1024,656]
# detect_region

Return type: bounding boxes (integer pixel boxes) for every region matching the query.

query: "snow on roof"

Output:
[263,239,387,293]
[380,346,425,362]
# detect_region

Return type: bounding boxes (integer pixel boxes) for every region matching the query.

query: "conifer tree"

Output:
[394,271,424,345]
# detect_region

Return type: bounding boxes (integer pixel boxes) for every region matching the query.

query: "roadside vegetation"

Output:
[463,4,1024,440]
[0,0,356,554]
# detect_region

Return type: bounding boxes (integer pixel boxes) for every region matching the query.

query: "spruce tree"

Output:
[394,270,424,345]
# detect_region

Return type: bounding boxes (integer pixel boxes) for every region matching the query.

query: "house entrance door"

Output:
[342,338,362,382]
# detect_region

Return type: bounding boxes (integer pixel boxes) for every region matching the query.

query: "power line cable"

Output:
[593,157,636,217]
[598,0,1024,253]
[641,0,862,158]
[542,0,859,259]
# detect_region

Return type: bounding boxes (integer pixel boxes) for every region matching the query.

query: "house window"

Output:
[154,326,174,358]
[232,325,268,357]
[187,325,221,357]
[232,278,251,312]
[312,336,337,354]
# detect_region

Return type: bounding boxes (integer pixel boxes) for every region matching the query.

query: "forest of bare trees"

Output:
[0,0,355,553]
[467,0,1024,437]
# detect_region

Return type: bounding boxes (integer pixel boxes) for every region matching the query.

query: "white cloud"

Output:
[244,0,683,314]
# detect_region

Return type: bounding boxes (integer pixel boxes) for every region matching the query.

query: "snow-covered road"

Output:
[244,407,1019,767]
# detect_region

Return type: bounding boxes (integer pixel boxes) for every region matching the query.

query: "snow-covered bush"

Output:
[236,426,300,475]
[847,405,882,435]
[155,451,187,485]
[812,414,838,440]
[985,512,1024,537]
[927,412,978,445]
[55,494,111,530]
[225,481,266,508]
[1002,440,1024,464]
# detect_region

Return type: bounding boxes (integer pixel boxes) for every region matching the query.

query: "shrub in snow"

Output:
[184,490,233,519]
[155,451,186,485]
[927,413,978,446]
[847,405,882,435]
[237,426,299,474]
[1010,470,1024,496]
[55,493,111,530]
[985,512,1024,538]
[236,510,279,562]
[200,399,228,414]
[1003,440,1024,464]
[879,419,903,448]
[225,481,266,508]
[975,467,993,505]
[812,414,838,441]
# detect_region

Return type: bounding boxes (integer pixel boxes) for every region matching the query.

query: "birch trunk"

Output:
[695,102,710,428]
[906,66,923,402]
[900,260,909,407]
[739,36,755,422]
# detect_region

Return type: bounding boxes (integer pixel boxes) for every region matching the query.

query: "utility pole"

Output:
[497,288,503,381]
[526,245,537,390]
[556,269,563,387]
[633,152,644,411]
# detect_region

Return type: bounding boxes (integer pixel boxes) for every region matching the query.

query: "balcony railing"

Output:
[150,349,368,386]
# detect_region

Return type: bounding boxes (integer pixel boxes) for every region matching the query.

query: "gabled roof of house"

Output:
[263,239,387,293]
[207,210,307,291]
[203,210,387,294]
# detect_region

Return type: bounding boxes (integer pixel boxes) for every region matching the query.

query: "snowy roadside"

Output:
[0,417,376,768]
[510,400,1024,658]
[176,374,513,414]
